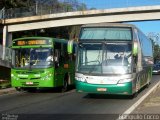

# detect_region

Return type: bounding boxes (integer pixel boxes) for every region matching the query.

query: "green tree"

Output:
[68,26,81,40]
[3,0,87,41]
[3,0,35,9]
[148,32,160,63]
[77,3,87,11]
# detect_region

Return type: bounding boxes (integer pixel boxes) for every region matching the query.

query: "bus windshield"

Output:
[14,48,53,69]
[80,27,132,40]
[76,43,132,74]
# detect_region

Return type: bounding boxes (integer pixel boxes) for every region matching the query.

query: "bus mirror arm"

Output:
[55,62,59,68]
[133,56,138,65]
[132,41,138,57]
[133,55,138,72]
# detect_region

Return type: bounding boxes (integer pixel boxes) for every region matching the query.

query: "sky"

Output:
[129,21,160,34]
[79,0,160,9]
[78,0,160,41]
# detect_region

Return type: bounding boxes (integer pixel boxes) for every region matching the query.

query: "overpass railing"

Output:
[0,8,5,19]
[3,0,160,19]
[4,2,86,19]
[0,45,12,62]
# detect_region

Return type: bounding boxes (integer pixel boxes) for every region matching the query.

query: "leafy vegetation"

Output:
[148,32,160,63]
[2,0,87,10]
[0,80,11,89]
[2,0,35,9]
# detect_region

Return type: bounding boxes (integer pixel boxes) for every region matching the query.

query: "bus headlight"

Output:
[118,78,132,84]
[75,77,86,82]
[11,74,14,77]
[11,74,18,80]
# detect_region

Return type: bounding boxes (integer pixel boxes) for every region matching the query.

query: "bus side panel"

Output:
[54,66,65,87]
[54,61,75,87]
[139,67,152,88]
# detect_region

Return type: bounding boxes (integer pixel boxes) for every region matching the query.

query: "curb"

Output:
[0,88,16,95]
[117,80,160,120]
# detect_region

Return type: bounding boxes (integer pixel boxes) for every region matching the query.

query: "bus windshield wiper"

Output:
[89,50,102,74]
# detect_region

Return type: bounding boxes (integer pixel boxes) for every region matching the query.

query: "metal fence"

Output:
[4,2,86,19]
[0,8,5,19]
[0,45,12,62]
[2,0,160,19]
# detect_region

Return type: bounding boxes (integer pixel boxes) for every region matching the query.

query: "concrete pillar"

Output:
[2,25,12,47]
[2,26,7,60]
[3,25,7,47]
[2,26,12,60]
[7,32,12,47]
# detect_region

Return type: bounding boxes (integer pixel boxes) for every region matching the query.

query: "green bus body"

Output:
[75,23,153,96]
[11,37,75,90]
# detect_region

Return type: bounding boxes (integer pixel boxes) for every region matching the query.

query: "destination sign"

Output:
[14,40,49,46]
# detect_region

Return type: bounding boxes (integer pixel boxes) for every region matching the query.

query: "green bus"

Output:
[11,37,76,92]
[75,23,153,97]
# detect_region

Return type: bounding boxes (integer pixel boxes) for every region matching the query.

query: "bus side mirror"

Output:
[67,40,74,54]
[132,41,138,57]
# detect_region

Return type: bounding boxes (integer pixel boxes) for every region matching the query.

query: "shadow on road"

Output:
[83,84,151,100]
[24,85,75,93]
[83,93,133,99]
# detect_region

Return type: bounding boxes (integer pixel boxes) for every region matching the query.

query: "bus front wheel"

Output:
[133,77,140,98]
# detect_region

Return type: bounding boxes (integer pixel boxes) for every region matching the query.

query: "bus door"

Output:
[54,43,64,87]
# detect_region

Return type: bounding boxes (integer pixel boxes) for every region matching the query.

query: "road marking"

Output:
[117,80,160,120]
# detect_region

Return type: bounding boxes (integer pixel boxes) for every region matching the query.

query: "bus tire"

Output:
[146,82,151,88]
[62,74,69,92]
[132,92,138,98]
[146,73,151,88]
[15,87,23,91]
[133,76,140,98]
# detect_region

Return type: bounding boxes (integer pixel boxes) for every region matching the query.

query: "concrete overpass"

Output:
[2,5,160,32]
[0,5,160,68]
[1,5,160,47]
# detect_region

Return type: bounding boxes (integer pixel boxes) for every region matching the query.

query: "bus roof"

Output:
[81,23,137,28]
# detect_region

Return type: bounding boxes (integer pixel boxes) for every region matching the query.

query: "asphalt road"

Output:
[0,75,160,120]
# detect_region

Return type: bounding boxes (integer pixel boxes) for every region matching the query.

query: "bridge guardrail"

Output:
[4,0,160,19]
[0,8,5,19]
[2,0,160,19]
[4,2,84,19]
[0,9,2,19]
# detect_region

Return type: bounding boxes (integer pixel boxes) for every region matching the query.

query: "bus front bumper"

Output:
[11,79,54,88]
[76,81,133,95]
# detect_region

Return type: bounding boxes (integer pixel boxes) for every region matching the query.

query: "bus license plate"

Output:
[26,82,33,85]
[97,88,107,92]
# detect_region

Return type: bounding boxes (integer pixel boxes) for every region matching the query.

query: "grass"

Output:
[0,80,11,89]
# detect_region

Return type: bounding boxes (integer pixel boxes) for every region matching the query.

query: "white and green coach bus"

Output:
[75,23,153,97]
